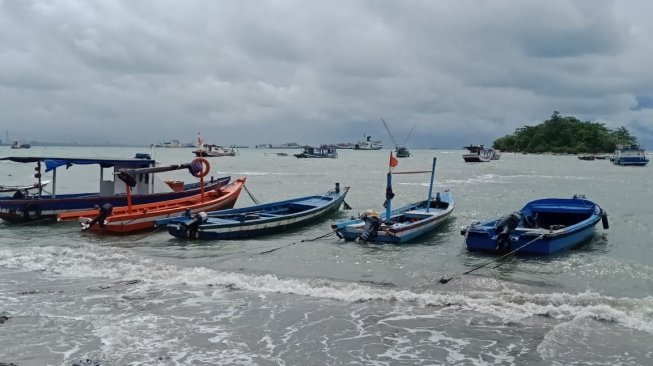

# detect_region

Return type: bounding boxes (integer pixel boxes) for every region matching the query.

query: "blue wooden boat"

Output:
[156,183,349,239]
[0,155,229,222]
[294,145,338,159]
[462,195,609,255]
[610,144,649,166]
[332,156,455,244]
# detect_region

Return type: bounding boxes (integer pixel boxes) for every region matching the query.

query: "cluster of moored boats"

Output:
[0,151,615,256]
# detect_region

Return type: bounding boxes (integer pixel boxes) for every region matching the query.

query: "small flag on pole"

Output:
[389,152,398,168]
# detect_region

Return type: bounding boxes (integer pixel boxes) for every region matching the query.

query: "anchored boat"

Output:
[354,135,383,150]
[294,145,338,159]
[0,155,228,223]
[332,154,454,244]
[462,195,608,255]
[462,144,495,162]
[610,144,649,166]
[157,183,349,240]
[381,118,415,158]
[58,159,244,234]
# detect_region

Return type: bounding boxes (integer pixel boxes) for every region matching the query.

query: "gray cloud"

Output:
[1,0,652,148]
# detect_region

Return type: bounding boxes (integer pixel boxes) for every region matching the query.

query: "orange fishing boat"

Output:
[58,158,246,234]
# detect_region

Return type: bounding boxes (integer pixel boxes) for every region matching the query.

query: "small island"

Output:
[493,111,637,154]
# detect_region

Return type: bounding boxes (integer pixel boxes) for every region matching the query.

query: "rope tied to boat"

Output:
[242,184,260,205]
[439,233,546,284]
[259,229,338,254]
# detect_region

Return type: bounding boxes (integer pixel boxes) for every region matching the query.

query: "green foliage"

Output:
[493,112,638,154]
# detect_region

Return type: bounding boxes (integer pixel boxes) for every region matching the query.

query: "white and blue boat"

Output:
[0,155,229,222]
[332,156,454,244]
[294,145,338,159]
[157,183,349,239]
[462,195,608,255]
[610,144,649,166]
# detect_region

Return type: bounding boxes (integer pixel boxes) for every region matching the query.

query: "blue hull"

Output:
[332,191,454,244]
[612,158,649,166]
[162,185,349,240]
[464,197,606,255]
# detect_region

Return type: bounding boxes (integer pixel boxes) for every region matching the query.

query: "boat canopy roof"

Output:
[0,156,155,172]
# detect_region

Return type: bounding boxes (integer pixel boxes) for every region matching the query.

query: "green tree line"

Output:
[493,112,637,154]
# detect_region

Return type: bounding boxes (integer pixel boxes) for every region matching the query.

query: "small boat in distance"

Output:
[294,145,338,159]
[381,118,415,158]
[610,144,649,166]
[193,144,237,157]
[463,144,494,162]
[461,195,608,255]
[331,142,355,149]
[578,154,595,161]
[157,183,349,240]
[10,141,31,149]
[332,154,454,244]
[192,133,237,157]
[354,135,383,150]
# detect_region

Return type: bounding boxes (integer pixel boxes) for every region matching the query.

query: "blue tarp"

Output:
[0,156,154,172]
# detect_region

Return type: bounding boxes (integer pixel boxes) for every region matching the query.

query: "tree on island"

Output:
[493,111,638,154]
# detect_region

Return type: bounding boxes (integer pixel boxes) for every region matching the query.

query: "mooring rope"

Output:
[129,224,168,242]
[242,184,260,205]
[439,233,546,284]
[259,229,337,254]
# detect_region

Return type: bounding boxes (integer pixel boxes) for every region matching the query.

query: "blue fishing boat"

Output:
[294,145,338,159]
[462,195,608,255]
[332,155,454,244]
[156,183,349,239]
[0,155,229,222]
[610,144,649,166]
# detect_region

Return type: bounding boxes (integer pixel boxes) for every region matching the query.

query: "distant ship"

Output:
[154,139,195,148]
[354,135,382,150]
[10,141,31,149]
[256,143,302,149]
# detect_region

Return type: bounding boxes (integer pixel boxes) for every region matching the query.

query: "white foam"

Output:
[3,245,653,335]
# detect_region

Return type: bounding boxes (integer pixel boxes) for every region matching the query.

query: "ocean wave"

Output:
[2,245,653,334]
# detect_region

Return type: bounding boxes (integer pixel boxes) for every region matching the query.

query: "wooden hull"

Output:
[0,178,229,223]
[164,186,349,240]
[333,191,454,244]
[59,179,245,234]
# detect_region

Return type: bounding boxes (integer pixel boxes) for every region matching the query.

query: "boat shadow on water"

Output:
[457,232,610,286]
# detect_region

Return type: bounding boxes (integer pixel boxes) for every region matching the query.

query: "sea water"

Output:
[1,146,652,365]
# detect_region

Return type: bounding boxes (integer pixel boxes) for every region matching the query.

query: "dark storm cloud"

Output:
[0,0,651,147]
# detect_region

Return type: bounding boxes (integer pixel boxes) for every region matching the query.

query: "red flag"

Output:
[389,152,398,168]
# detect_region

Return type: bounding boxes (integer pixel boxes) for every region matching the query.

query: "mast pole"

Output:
[385,152,395,219]
[385,171,392,219]
[426,157,437,212]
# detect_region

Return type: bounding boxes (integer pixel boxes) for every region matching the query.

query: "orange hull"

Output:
[58,178,245,234]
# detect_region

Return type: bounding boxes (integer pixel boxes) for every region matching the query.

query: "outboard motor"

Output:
[495,212,520,252]
[601,210,609,229]
[181,211,209,239]
[81,203,113,230]
[357,214,382,242]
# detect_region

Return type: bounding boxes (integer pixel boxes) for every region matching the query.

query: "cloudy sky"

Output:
[1,0,652,148]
